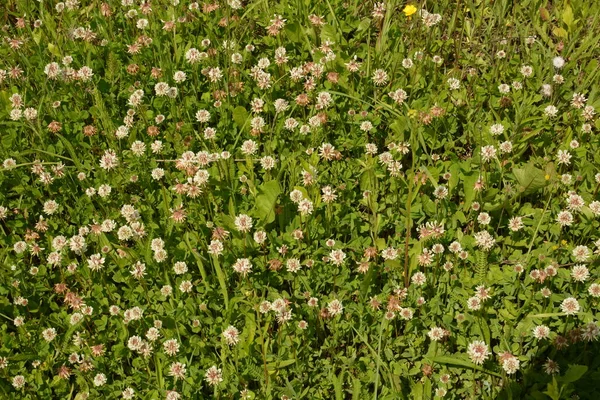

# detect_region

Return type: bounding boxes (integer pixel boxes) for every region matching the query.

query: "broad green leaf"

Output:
[48,43,61,57]
[284,22,302,42]
[513,163,547,195]
[411,382,424,400]
[562,5,574,29]
[332,369,344,400]
[242,312,256,356]
[254,180,281,224]
[543,377,561,400]
[553,26,568,38]
[558,364,588,384]
[55,133,84,170]
[267,358,296,373]
[430,356,502,377]
[352,378,362,400]
[233,106,249,129]
[462,173,479,211]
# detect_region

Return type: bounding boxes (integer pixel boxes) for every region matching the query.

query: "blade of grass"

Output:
[430,356,502,378]
[55,133,84,170]
[373,318,384,400]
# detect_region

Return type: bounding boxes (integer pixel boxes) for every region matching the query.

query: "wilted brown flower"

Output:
[295,93,310,107]
[54,283,68,294]
[364,247,377,260]
[151,67,163,79]
[430,104,445,118]
[48,121,62,133]
[127,64,140,75]
[211,227,230,240]
[422,363,433,377]
[268,259,283,271]
[100,3,112,17]
[499,96,512,108]
[83,125,97,137]
[147,125,159,137]
[57,365,71,380]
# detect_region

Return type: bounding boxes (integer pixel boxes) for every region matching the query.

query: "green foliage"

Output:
[1,0,600,399]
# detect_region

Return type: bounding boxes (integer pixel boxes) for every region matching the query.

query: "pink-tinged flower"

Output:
[560,297,580,315]
[581,322,600,342]
[42,327,57,342]
[93,373,107,387]
[12,375,25,389]
[532,325,551,339]
[169,362,187,381]
[556,210,573,227]
[588,283,600,298]
[328,249,346,266]
[99,150,119,171]
[543,358,560,375]
[499,352,520,374]
[572,245,590,262]
[232,258,253,277]
[205,365,223,386]
[411,272,426,286]
[571,265,590,282]
[466,296,481,311]
[480,145,496,162]
[163,339,180,356]
[427,327,449,342]
[327,299,343,317]
[371,69,388,86]
[222,326,240,346]
[234,214,253,233]
[467,340,491,365]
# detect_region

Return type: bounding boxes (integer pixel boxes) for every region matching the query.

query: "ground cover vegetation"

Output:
[1,0,600,398]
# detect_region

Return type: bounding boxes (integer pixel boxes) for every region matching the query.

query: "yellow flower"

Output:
[408,109,418,118]
[545,174,550,180]
[403,5,417,17]
[561,240,567,246]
